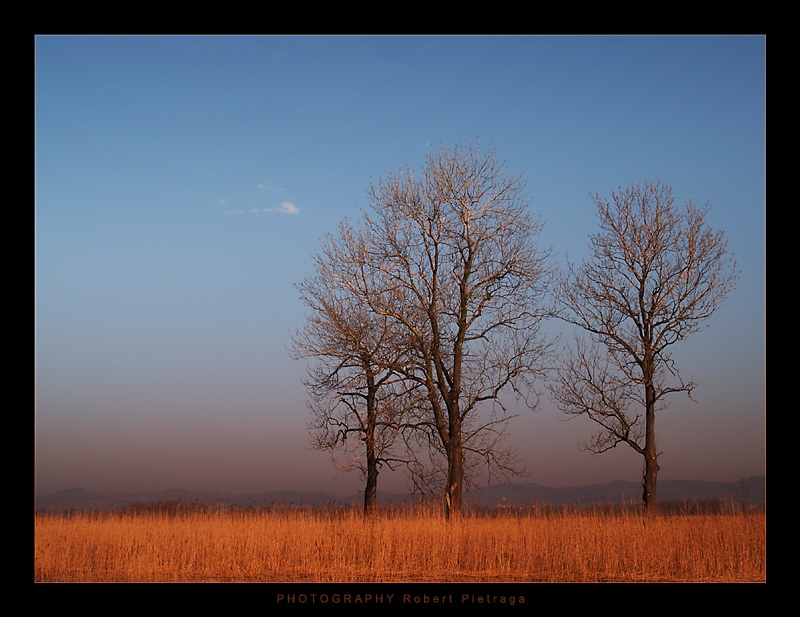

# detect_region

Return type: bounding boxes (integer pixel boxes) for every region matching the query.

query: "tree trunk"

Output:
[642,379,659,513]
[363,374,379,517]
[445,460,463,520]
[642,447,658,513]
[444,418,464,520]
[364,447,378,516]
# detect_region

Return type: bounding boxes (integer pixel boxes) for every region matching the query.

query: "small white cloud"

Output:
[276,201,300,215]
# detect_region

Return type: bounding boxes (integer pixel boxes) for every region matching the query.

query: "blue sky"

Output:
[35,35,765,497]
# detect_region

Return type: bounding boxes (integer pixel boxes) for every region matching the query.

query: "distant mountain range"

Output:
[34,476,764,512]
[468,476,765,508]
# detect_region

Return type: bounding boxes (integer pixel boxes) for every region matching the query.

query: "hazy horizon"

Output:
[35,35,765,499]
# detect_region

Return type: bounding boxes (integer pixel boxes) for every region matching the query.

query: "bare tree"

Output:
[550,179,739,512]
[359,141,555,518]
[291,219,414,516]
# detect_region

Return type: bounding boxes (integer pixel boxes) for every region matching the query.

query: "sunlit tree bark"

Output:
[551,179,739,512]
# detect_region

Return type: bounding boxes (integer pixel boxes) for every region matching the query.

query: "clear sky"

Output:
[34,34,765,498]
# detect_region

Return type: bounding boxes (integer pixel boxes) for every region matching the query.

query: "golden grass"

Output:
[34,503,765,583]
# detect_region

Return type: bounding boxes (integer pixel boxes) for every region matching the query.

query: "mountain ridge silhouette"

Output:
[34,476,764,512]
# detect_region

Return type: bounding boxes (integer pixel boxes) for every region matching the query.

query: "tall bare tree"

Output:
[291,219,414,516]
[359,141,554,518]
[550,179,739,512]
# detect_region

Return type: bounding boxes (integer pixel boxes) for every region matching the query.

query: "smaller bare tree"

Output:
[551,179,739,512]
[292,219,414,516]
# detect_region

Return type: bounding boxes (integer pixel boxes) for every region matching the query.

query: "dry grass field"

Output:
[34,501,765,583]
